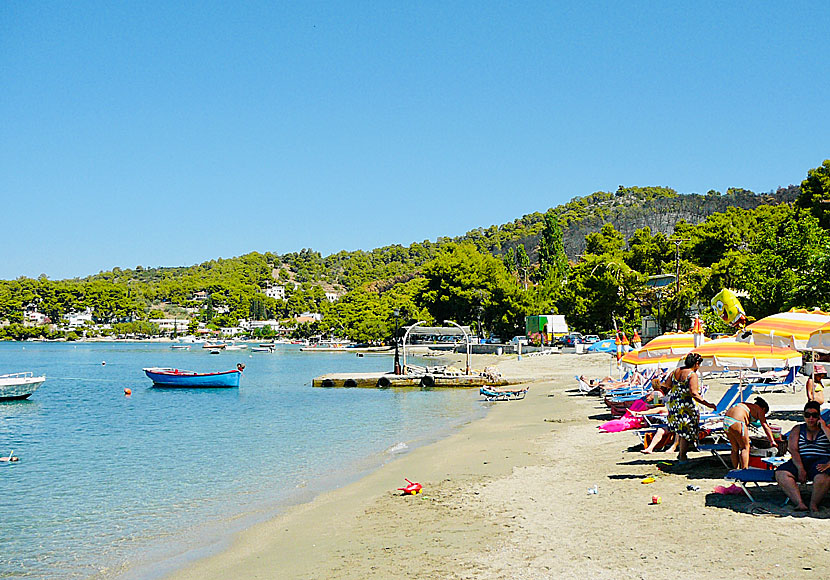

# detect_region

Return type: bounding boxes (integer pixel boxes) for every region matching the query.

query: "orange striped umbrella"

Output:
[620,350,684,371]
[742,309,830,350]
[691,337,802,371]
[806,320,830,353]
[636,331,708,358]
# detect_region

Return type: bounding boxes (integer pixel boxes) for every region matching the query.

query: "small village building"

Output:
[264,285,286,300]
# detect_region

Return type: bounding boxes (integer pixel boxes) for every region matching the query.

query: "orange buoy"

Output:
[124,388,132,396]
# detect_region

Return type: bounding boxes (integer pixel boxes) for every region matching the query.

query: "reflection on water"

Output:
[0,342,484,579]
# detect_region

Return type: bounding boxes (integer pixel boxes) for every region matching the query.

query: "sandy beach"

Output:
[167,352,830,580]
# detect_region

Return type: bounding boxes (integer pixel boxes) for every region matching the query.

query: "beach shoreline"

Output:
[164,353,830,580]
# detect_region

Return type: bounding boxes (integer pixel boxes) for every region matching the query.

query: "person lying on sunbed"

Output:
[775,401,830,512]
[582,371,655,391]
[723,397,775,469]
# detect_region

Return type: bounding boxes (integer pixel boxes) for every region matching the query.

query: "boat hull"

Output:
[0,373,46,401]
[143,368,241,388]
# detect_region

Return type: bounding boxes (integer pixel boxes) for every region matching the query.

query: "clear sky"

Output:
[2,2,829,280]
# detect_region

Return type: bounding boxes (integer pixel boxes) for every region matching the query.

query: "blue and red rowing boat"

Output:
[143,367,242,388]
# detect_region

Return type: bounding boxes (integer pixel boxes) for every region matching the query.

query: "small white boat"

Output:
[252,346,274,353]
[170,344,191,350]
[0,372,46,401]
[203,342,228,349]
[225,343,248,351]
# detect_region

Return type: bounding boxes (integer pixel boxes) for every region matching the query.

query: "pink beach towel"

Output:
[598,400,649,433]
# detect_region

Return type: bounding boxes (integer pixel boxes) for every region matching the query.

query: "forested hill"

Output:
[83,184,799,293]
[510,184,800,261]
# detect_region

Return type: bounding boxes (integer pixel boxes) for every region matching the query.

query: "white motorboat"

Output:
[0,372,46,401]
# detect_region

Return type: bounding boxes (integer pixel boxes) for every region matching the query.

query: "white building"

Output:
[65,308,94,329]
[264,285,286,300]
[152,319,191,333]
[24,304,49,326]
[325,292,339,303]
[239,319,281,332]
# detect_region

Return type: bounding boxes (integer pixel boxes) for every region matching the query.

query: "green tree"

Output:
[536,213,568,282]
[796,159,830,228]
[418,243,531,338]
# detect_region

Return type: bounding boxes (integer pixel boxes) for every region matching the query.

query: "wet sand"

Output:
[166,352,830,580]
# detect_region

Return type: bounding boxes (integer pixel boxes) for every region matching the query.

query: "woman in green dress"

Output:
[664,352,716,463]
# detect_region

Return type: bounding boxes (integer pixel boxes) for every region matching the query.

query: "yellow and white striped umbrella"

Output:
[742,309,830,350]
[620,350,684,371]
[691,337,802,371]
[805,320,830,353]
[635,331,708,358]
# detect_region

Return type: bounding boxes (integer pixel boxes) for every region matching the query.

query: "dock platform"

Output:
[312,371,532,389]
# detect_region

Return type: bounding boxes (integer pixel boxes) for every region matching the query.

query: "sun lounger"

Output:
[480,385,528,401]
[724,467,779,502]
[745,366,799,394]
[576,376,601,396]
[699,384,754,422]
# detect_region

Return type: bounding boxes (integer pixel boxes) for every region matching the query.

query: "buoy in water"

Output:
[124,388,131,396]
[102,361,106,366]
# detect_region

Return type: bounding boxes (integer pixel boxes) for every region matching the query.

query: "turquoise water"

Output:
[0,342,485,579]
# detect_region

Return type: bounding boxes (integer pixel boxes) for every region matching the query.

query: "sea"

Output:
[0,342,487,579]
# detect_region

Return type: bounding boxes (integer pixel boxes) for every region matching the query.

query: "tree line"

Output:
[1,160,827,343]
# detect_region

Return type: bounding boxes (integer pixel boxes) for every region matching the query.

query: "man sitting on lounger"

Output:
[775,401,830,512]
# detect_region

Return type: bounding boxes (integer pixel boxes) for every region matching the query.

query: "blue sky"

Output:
[2,2,828,280]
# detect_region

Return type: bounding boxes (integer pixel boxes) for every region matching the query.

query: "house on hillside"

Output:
[264,285,286,300]
[65,308,94,329]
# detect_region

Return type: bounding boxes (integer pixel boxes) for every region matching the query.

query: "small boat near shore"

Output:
[143,367,242,388]
[170,344,191,350]
[0,372,47,400]
[252,346,274,352]
[202,342,228,349]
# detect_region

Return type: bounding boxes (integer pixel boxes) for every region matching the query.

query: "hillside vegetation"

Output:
[0,161,825,342]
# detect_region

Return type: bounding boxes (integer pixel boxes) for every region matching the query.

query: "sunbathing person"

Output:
[723,397,776,469]
[629,404,676,454]
[806,364,826,405]
[774,401,830,512]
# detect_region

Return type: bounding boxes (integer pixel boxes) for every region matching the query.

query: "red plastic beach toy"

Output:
[397,478,422,495]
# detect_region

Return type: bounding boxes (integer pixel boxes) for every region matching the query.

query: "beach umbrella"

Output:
[620,350,685,371]
[692,316,705,348]
[587,338,633,354]
[631,330,642,350]
[804,319,830,353]
[690,337,802,372]
[740,308,830,351]
[634,331,707,359]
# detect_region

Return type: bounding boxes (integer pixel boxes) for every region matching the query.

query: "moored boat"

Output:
[202,342,228,349]
[143,367,242,388]
[170,344,191,350]
[0,372,46,400]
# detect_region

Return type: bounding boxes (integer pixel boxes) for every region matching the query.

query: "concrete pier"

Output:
[312,371,532,389]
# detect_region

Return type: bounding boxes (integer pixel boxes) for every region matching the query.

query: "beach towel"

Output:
[598,399,649,432]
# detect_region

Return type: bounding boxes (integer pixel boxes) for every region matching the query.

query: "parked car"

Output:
[558,333,585,347]
[510,335,529,345]
[584,335,600,344]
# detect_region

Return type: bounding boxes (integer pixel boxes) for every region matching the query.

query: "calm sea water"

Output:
[0,342,486,579]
